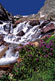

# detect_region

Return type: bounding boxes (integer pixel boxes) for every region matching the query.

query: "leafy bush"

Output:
[12,45,39,80]
[12,38,55,80]
[46,35,55,43]
[0,74,10,81]
[1,36,55,81]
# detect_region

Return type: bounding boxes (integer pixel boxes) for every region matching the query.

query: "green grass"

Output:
[22,58,55,81]
[1,36,55,81]
[46,35,54,43]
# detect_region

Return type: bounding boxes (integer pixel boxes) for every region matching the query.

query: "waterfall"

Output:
[0,20,53,65]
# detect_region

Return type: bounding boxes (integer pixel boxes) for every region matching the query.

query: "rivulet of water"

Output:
[0,20,54,65]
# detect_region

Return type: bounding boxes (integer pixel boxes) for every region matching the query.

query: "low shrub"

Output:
[1,36,55,81]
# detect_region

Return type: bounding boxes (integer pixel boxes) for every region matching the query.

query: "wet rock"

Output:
[0,64,14,71]
[0,46,8,58]
[0,21,3,24]
[0,35,4,45]
[16,31,25,36]
[41,23,55,33]
[0,65,10,68]
[0,41,5,46]
[0,35,8,46]
[40,20,50,28]
[29,20,40,26]
[0,35,3,39]
[13,17,40,27]
[13,19,23,27]
[3,23,12,33]
[16,37,21,41]
[41,35,51,39]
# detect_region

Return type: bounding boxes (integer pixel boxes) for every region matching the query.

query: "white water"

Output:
[4,22,41,45]
[0,20,53,65]
[0,21,43,65]
[0,46,19,65]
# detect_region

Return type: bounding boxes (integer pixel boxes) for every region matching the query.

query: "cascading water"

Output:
[0,20,54,65]
[4,21,41,45]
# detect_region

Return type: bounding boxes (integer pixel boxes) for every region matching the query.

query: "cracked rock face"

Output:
[38,0,55,20]
[39,0,55,14]
[0,4,9,21]
[0,4,14,22]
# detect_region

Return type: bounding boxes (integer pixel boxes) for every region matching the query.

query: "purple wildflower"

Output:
[47,35,51,38]
[49,53,53,56]
[50,48,53,51]
[28,54,32,57]
[44,54,48,58]
[46,45,50,48]
[40,43,45,47]
[50,42,53,46]
[36,58,39,62]
[40,40,44,42]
